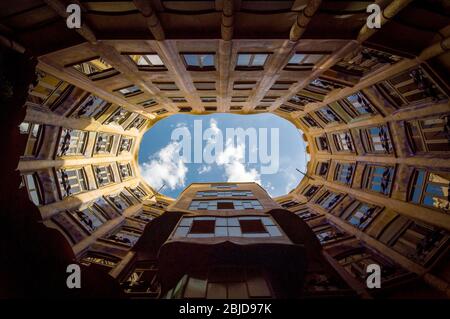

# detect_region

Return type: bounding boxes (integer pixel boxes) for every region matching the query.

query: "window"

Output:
[270,81,294,90]
[119,137,133,153]
[205,106,217,111]
[154,108,168,115]
[128,54,166,71]
[236,53,269,70]
[127,116,146,130]
[72,95,110,119]
[315,106,341,124]
[133,211,155,223]
[295,209,321,221]
[333,132,354,152]
[314,223,348,245]
[233,82,257,90]
[316,191,343,210]
[288,94,318,106]
[154,82,178,91]
[94,165,115,187]
[19,122,42,157]
[171,97,187,103]
[217,202,235,209]
[118,163,133,180]
[375,66,448,108]
[23,173,43,206]
[27,72,72,108]
[285,52,328,70]
[194,82,216,91]
[57,168,88,198]
[301,115,320,128]
[106,194,130,213]
[363,165,394,195]
[191,220,216,234]
[239,219,266,233]
[95,133,115,154]
[255,106,268,111]
[121,265,160,296]
[334,163,355,185]
[189,200,263,211]
[278,105,301,113]
[341,202,379,230]
[409,169,449,212]
[360,125,393,154]
[201,96,217,103]
[178,107,192,112]
[138,99,158,108]
[304,78,345,96]
[340,92,376,118]
[80,252,119,270]
[69,206,107,234]
[196,191,253,198]
[303,185,319,198]
[230,106,243,111]
[331,46,401,78]
[115,85,143,98]
[182,53,215,71]
[173,216,280,239]
[57,129,88,156]
[389,220,448,265]
[316,161,329,177]
[280,200,301,209]
[129,186,147,200]
[231,96,247,102]
[316,135,329,152]
[213,184,237,189]
[406,115,450,153]
[104,108,131,125]
[70,57,119,80]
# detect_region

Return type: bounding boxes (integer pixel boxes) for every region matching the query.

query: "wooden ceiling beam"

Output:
[357,0,413,44]
[154,41,204,112]
[289,0,322,42]
[133,0,165,41]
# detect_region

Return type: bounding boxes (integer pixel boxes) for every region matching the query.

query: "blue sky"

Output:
[138,113,308,198]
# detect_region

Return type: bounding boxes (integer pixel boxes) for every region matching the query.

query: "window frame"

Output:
[235,52,270,71]
[181,52,216,71]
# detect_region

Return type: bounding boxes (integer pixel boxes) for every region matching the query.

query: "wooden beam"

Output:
[221,0,234,41]
[244,40,296,112]
[289,0,322,42]
[357,0,413,44]
[218,40,232,112]
[269,40,359,112]
[154,40,204,112]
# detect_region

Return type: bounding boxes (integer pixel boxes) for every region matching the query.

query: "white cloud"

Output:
[216,139,261,184]
[139,141,188,191]
[197,165,212,175]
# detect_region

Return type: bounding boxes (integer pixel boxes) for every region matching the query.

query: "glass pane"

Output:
[184,54,198,66]
[252,54,268,66]
[237,54,251,66]
[201,54,214,67]
[289,54,304,64]
[137,56,149,66]
[147,54,164,66]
